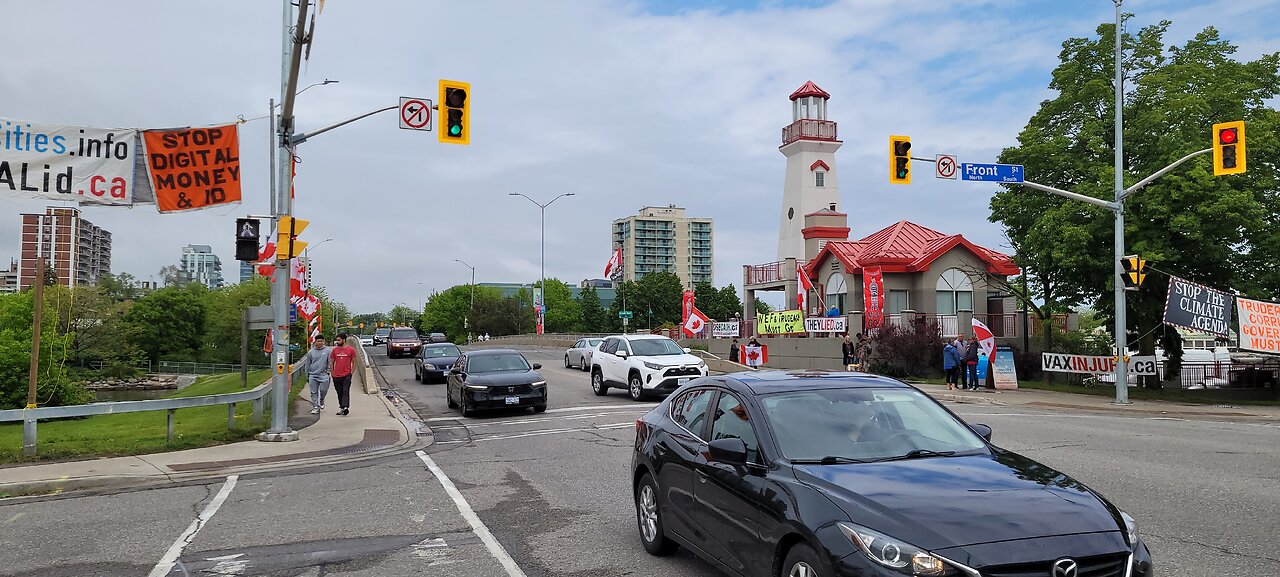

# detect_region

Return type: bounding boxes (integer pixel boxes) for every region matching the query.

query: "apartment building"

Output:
[611,205,713,288]
[180,244,225,289]
[19,207,112,289]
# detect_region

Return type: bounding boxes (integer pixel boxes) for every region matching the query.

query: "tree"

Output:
[198,278,270,365]
[693,282,743,322]
[45,285,136,367]
[125,285,208,364]
[535,278,580,333]
[610,272,685,331]
[422,285,505,342]
[98,272,141,301]
[577,286,609,333]
[989,19,1280,387]
[0,292,90,409]
[388,304,420,328]
[158,264,188,287]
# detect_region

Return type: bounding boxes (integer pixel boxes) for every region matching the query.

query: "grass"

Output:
[0,369,301,464]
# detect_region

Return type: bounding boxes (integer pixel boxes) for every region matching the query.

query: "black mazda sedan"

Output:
[446,349,548,416]
[631,371,1153,577]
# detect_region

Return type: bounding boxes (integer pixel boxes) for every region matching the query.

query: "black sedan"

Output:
[415,342,462,383]
[446,349,548,417]
[631,371,1153,577]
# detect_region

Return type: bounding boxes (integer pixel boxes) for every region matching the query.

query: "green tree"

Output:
[422,285,503,342]
[388,304,420,328]
[610,272,684,331]
[45,285,136,367]
[990,19,1280,387]
[535,278,580,333]
[694,282,743,321]
[198,278,271,364]
[125,285,208,364]
[97,272,141,301]
[0,292,90,409]
[576,286,608,333]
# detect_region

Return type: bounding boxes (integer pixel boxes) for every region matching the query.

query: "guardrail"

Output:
[1,365,302,457]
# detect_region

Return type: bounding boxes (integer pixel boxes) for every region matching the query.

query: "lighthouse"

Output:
[776,81,841,263]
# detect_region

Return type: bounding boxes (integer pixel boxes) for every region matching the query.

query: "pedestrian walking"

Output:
[329,333,358,416]
[841,335,857,371]
[302,336,332,415]
[943,337,962,390]
[964,336,981,390]
[728,337,740,363]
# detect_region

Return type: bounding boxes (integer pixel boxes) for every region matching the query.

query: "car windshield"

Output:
[762,388,989,462]
[390,329,418,340]
[586,339,602,347]
[375,328,391,336]
[423,345,460,358]
[629,338,684,356]
[467,353,532,373]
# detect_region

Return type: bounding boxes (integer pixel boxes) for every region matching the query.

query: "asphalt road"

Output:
[1,343,1277,576]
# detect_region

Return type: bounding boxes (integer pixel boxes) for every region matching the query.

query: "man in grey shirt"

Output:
[301,336,331,415]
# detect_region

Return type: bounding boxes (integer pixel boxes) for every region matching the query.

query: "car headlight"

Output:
[838,523,973,576]
[1120,511,1139,547]
[697,361,707,369]
[464,385,489,391]
[643,361,664,371]
[531,380,547,387]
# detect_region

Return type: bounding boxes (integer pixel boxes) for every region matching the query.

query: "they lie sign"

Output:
[961,163,1024,183]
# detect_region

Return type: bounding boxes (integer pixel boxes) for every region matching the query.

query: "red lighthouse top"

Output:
[789,81,830,101]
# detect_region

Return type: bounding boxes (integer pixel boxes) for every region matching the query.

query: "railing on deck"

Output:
[782,119,838,145]
[747,261,785,285]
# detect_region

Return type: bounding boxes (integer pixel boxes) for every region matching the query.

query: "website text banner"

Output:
[0,117,136,205]
[1041,353,1157,376]
[1163,276,1232,337]
[758,310,805,335]
[1237,297,1280,355]
[805,316,847,333]
[144,124,241,213]
[711,321,739,338]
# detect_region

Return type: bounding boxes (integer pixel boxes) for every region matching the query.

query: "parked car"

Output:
[415,342,462,383]
[385,327,422,358]
[429,332,448,343]
[358,335,374,347]
[565,338,603,371]
[446,349,547,416]
[631,371,1153,577]
[591,334,707,401]
[373,327,392,345]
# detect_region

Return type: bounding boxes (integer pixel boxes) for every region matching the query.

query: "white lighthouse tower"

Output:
[777,81,841,263]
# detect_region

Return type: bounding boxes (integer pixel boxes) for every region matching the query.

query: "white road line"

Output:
[424,403,649,422]
[416,451,528,577]
[433,422,637,444]
[431,410,645,430]
[148,475,239,577]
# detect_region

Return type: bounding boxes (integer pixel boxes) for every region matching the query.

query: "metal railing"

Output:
[747,261,785,285]
[2,365,301,456]
[782,119,838,145]
[158,361,271,375]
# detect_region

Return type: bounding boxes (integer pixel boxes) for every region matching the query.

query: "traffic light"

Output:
[1121,255,1147,290]
[275,216,310,260]
[438,79,470,145]
[1212,121,1246,176]
[235,218,260,261]
[889,135,911,184]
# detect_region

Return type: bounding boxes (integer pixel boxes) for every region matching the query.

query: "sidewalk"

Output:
[912,381,1280,421]
[0,359,427,498]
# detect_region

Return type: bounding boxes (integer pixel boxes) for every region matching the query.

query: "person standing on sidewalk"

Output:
[329,333,358,416]
[302,336,332,415]
[841,335,857,371]
[943,337,962,390]
[728,337,740,364]
[964,336,981,390]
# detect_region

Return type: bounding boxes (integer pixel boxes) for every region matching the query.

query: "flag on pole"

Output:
[971,317,996,357]
[604,246,623,279]
[683,306,710,337]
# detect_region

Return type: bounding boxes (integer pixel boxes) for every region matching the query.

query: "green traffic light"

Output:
[450,125,461,136]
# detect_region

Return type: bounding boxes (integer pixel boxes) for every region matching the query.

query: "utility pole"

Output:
[27,258,46,409]
[509,193,575,335]
[454,259,476,342]
[1110,0,1130,404]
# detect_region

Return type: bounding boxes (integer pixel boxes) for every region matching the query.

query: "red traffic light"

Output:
[1219,128,1238,144]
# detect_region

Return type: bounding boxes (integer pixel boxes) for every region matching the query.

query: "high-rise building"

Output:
[611,205,713,288]
[240,260,255,283]
[0,258,19,293]
[180,245,224,289]
[19,207,112,289]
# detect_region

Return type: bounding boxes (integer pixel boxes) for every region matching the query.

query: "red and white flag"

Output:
[603,247,623,279]
[290,257,308,297]
[256,242,277,277]
[683,306,710,337]
[971,317,996,357]
[293,293,322,319]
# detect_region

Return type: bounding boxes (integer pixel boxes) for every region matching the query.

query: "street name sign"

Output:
[619,311,633,319]
[936,154,958,179]
[399,97,432,131]
[960,162,1024,183]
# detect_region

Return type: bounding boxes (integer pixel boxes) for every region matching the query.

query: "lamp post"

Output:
[509,192,575,335]
[454,259,476,342]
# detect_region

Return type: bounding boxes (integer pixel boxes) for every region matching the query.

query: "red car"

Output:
[385,327,422,358]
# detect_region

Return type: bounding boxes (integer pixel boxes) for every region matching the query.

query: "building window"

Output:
[888,290,910,315]
[934,268,974,315]
[825,272,846,314]
[814,171,825,187]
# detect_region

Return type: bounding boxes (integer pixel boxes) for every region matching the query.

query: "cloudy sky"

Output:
[3,0,1277,313]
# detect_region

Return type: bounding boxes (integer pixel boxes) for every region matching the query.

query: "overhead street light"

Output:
[509,193,575,335]
[454,259,476,341]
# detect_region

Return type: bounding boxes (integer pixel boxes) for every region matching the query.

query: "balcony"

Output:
[782,119,838,146]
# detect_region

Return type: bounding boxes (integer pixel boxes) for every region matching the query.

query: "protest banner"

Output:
[758,310,804,335]
[0,117,137,205]
[144,124,241,212]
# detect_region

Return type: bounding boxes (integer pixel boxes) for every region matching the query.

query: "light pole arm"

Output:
[290,105,397,145]
[1120,148,1212,202]
[1020,180,1117,210]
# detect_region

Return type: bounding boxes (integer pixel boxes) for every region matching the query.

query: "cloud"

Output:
[1,0,1275,313]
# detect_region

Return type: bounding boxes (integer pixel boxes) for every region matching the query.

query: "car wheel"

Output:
[591,370,609,396]
[415,366,422,382]
[629,373,647,402]
[460,396,475,418]
[580,357,589,371]
[565,355,572,368]
[446,390,458,409]
[635,473,677,556]
[781,543,824,577]
[534,404,547,413]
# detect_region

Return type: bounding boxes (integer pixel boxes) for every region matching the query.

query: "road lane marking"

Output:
[430,410,646,431]
[423,403,649,422]
[435,422,636,444]
[148,475,239,577]
[416,451,528,577]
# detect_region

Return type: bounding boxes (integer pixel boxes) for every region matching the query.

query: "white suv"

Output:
[591,334,708,401]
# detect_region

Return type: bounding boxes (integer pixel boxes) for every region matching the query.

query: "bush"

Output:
[868,317,943,378]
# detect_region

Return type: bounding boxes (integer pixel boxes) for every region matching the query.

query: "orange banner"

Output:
[143,124,241,212]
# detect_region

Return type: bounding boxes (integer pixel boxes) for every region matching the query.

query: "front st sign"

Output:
[961,162,1024,183]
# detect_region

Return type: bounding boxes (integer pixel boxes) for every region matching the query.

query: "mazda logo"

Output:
[1051,559,1078,577]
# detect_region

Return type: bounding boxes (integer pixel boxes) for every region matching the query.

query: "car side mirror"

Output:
[683,347,692,353]
[708,437,748,467]
[532,363,542,370]
[970,423,993,442]
[615,350,629,358]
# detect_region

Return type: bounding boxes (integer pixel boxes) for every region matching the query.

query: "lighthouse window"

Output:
[815,171,825,187]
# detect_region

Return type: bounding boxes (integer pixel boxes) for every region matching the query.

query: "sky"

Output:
[2,0,1278,314]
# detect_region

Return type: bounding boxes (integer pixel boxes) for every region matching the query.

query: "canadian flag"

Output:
[256,242,277,277]
[797,261,816,313]
[971,317,996,357]
[603,247,623,279]
[683,306,710,337]
[293,293,322,319]
[290,258,308,297]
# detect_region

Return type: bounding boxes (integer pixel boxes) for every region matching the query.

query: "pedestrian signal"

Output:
[235,218,260,261]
